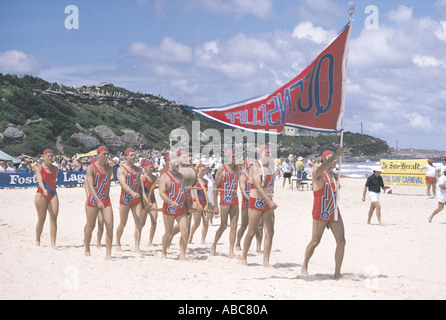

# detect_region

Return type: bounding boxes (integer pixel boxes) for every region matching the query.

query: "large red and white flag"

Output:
[189,22,351,134]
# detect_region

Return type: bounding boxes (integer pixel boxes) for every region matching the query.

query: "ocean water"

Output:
[337,161,381,178]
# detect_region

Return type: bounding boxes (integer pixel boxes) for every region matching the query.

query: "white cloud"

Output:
[405,113,434,131]
[128,38,193,63]
[387,5,413,22]
[412,55,445,67]
[231,0,272,18]
[292,22,336,45]
[434,21,446,41]
[0,50,39,74]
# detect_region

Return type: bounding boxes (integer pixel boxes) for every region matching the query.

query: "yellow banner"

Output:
[76,150,97,158]
[380,159,428,186]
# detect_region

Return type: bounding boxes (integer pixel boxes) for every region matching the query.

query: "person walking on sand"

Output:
[35,149,59,248]
[140,160,158,247]
[362,166,387,226]
[189,164,209,244]
[428,167,446,223]
[84,146,114,260]
[211,149,240,258]
[241,145,278,268]
[159,155,188,260]
[116,148,144,253]
[236,159,264,253]
[301,148,345,279]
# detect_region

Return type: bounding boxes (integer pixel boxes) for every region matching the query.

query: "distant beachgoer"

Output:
[301,148,345,279]
[241,146,278,267]
[116,148,144,253]
[159,155,188,260]
[84,146,114,260]
[140,160,158,246]
[362,166,387,226]
[211,149,240,258]
[419,158,437,199]
[281,158,293,188]
[428,167,446,223]
[35,149,59,248]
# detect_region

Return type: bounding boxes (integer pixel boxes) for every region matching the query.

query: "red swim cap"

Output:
[97,146,108,154]
[125,148,135,155]
[321,150,334,160]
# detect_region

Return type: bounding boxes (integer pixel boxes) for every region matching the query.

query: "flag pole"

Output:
[334,1,354,221]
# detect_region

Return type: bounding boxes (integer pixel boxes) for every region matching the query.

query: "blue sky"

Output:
[1,0,446,151]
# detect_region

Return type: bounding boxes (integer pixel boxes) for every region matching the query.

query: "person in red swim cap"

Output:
[35,149,59,248]
[301,147,345,279]
[211,148,240,258]
[115,147,145,253]
[84,145,114,260]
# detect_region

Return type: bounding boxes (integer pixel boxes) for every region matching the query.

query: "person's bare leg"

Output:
[148,210,157,246]
[301,220,327,276]
[96,210,104,248]
[189,211,201,244]
[201,213,209,244]
[116,205,130,251]
[178,214,189,261]
[34,195,48,246]
[102,206,114,260]
[367,203,375,224]
[131,204,144,253]
[241,209,262,266]
[428,203,444,223]
[262,210,274,268]
[46,197,59,248]
[329,219,346,279]
[236,210,248,250]
[228,206,239,259]
[211,206,229,256]
[256,216,264,253]
[162,214,175,259]
[84,206,99,256]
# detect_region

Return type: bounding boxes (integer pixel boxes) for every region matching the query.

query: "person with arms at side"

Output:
[159,155,188,260]
[116,148,144,253]
[419,158,438,199]
[241,145,277,267]
[84,147,114,260]
[211,149,240,258]
[362,166,387,226]
[140,160,158,247]
[35,149,59,248]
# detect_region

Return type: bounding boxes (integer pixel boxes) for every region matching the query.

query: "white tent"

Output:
[0,150,21,163]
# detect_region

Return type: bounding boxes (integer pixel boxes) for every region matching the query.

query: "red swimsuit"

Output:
[219,164,239,206]
[87,163,112,208]
[312,172,341,222]
[36,166,57,202]
[119,166,142,206]
[162,172,186,216]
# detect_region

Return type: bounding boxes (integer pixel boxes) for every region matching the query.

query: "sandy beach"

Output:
[1,177,445,300]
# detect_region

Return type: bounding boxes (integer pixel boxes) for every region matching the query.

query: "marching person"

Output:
[301,148,345,279]
[189,164,210,244]
[241,145,277,267]
[140,160,158,247]
[159,155,189,260]
[211,149,240,258]
[116,148,144,253]
[35,149,59,248]
[84,146,114,260]
[236,158,263,253]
